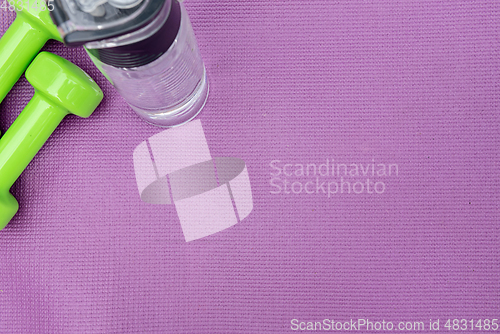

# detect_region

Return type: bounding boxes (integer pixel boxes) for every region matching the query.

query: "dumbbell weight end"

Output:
[0,18,47,104]
[0,1,62,104]
[0,193,18,230]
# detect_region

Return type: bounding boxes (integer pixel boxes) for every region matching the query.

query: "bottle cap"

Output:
[50,0,169,46]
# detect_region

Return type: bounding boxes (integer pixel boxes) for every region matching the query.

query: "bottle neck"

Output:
[86,0,181,68]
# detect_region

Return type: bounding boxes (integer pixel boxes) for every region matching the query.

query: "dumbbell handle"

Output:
[0,92,66,190]
[0,3,61,104]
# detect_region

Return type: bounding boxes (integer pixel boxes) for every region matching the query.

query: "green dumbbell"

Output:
[0,52,103,230]
[0,0,62,104]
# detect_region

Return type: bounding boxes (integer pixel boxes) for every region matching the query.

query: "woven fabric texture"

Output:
[1,1,499,333]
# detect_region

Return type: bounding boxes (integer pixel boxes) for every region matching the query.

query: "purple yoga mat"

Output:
[1,1,499,333]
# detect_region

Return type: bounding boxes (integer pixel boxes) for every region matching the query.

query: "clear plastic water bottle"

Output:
[51,0,208,127]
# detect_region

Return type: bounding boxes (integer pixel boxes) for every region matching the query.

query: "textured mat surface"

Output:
[0,1,499,333]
